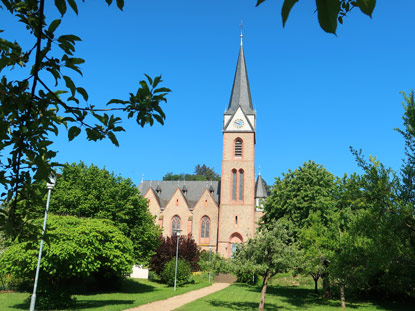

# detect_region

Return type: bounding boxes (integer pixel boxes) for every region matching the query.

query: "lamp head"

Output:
[46,173,57,190]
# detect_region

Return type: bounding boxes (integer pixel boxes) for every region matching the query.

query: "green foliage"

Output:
[160,258,192,287]
[396,91,415,205]
[0,215,134,296]
[163,164,220,181]
[262,160,338,239]
[149,234,200,275]
[233,223,299,279]
[0,0,170,235]
[257,0,376,34]
[44,162,160,264]
[233,223,300,310]
[28,288,75,310]
[199,252,232,275]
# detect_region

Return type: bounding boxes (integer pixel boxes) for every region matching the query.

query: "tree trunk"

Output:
[340,283,346,309]
[258,272,270,311]
[313,276,319,293]
[322,274,331,298]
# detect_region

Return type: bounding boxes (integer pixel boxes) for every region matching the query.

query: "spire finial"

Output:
[240,20,243,46]
[141,173,144,183]
[258,165,261,176]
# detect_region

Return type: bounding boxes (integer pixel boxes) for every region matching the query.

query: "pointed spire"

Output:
[255,172,268,199]
[226,31,254,115]
[141,173,144,183]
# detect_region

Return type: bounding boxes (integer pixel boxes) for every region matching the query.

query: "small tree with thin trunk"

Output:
[233,222,299,311]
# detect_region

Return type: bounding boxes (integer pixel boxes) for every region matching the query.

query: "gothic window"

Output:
[231,169,244,202]
[201,216,210,238]
[239,169,244,201]
[171,215,181,236]
[232,169,237,200]
[235,139,242,157]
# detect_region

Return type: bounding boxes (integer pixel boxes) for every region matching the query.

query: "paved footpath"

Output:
[124,282,231,311]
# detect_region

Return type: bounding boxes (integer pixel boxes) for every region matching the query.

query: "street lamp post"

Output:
[173,229,182,291]
[208,245,212,283]
[30,174,56,311]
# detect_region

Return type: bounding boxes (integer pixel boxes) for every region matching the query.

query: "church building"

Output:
[138,36,268,258]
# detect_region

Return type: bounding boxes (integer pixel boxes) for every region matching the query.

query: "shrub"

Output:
[200,253,231,275]
[160,258,191,287]
[0,215,134,298]
[149,234,200,275]
[236,270,259,285]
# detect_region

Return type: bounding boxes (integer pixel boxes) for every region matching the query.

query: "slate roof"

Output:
[255,174,268,199]
[225,43,254,115]
[138,180,221,210]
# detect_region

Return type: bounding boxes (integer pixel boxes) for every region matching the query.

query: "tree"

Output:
[149,234,200,275]
[0,215,134,307]
[257,0,376,35]
[20,162,161,264]
[340,150,415,300]
[233,222,299,311]
[162,164,220,181]
[262,160,338,239]
[0,0,170,232]
[396,91,415,205]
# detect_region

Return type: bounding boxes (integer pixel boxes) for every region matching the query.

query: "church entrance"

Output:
[228,232,243,258]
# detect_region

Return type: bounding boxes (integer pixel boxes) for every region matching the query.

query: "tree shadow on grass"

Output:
[11,299,135,310]
[72,299,135,309]
[78,278,158,295]
[268,286,358,309]
[246,285,415,311]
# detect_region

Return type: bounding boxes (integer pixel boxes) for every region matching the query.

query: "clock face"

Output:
[234,119,244,129]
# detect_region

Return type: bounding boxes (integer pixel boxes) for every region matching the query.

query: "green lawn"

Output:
[0,275,210,311]
[176,274,415,311]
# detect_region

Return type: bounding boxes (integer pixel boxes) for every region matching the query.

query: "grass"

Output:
[0,274,211,311]
[175,273,415,311]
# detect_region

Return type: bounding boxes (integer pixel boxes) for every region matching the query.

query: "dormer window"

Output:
[235,139,242,157]
[155,184,161,195]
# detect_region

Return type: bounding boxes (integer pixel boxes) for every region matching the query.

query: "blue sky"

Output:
[2,1,415,186]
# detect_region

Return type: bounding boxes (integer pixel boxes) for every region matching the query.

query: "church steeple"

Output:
[225,40,254,116]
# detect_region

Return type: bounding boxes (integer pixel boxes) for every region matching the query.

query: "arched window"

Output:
[201,216,210,238]
[235,138,243,157]
[232,169,237,200]
[171,215,181,236]
[239,169,244,201]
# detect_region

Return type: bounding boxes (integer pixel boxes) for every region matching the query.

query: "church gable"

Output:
[144,187,161,215]
[162,188,192,236]
[192,188,219,249]
[223,106,254,132]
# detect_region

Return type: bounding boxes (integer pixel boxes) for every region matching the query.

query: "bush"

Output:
[160,258,191,287]
[236,270,259,285]
[149,234,200,275]
[0,215,134,296]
